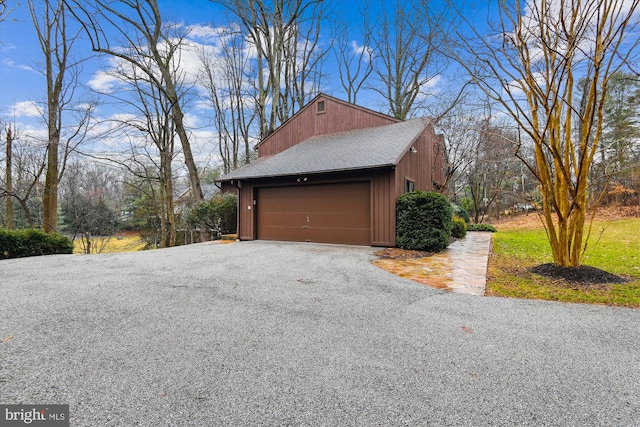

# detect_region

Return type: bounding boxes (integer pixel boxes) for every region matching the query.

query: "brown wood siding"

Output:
[394,126,439,197]
[372,172,395,246]
[258,95,398,157]
[255,182,371,245]
[238,184,255,240]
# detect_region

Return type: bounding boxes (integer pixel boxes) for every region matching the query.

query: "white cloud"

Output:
[350,40,372,62]
[12,101,43,118]
[187,23,228,43]
[87,70,121,93]
[182,111,200,129]
[2,58,34,71]
[110,113,139,123]
[422,74,442,91]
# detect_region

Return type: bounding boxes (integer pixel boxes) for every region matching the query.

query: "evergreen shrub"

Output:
[451,215,467,238]
[467,223,498,232]
[451,204,470,224]
[396,191,453,252]
[0,228,74,259]
[186,194,238,235]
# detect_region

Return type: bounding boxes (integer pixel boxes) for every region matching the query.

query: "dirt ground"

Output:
[488,205,640,229]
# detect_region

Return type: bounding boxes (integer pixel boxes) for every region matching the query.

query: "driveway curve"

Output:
[1,241,639,426]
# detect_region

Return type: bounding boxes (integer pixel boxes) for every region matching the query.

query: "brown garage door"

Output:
[256,182,371,245]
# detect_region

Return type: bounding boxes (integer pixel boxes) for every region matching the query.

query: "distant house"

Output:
[217,94,445,246]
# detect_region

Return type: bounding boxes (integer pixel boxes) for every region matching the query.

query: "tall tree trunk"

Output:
[5,125,14,229]
[42,126,59,232]
[154,55,203,202]
[31,0,69,233]
[164,152,176,247]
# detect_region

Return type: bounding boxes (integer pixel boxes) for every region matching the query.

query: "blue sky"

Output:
[0,1,372,155]
[0,1,236,119]
[0,0,495,170]
[0,0,376,119]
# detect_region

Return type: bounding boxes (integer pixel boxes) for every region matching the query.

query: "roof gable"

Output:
[256,93,400,157]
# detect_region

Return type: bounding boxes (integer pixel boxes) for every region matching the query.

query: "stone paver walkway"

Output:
[373,231,492,295]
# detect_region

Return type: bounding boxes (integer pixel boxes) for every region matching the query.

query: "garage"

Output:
[256,182,371,245]
[218,94,444,247]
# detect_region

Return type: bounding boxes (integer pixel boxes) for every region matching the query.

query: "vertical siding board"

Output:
[239,185,254,240]
[372,171,394,246]
[395,127,440,194]
[258,95,398,157]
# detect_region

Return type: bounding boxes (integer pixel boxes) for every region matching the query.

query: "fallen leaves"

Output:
[374,247,433,260]
[490,205,640,230]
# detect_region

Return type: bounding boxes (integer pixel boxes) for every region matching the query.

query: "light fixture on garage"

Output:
[410,146,417,153]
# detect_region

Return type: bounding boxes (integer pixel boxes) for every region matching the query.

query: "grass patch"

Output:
[488,218,640,308]
[73,234,147,254]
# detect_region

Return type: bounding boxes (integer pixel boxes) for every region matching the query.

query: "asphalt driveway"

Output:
[1,241,639,426]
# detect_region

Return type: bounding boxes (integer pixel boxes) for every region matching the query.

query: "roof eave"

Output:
[216,163,396,183]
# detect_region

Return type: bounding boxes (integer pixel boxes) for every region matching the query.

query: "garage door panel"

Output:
[260,225,308,241]
[311,212,370,228]
[257,182,371,245]
[307,227,370,245]
[259,211,306,224]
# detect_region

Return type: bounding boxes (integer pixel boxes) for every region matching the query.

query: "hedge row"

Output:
[467,223,497,232]
[0,228,74,260]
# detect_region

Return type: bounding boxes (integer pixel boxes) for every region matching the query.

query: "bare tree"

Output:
[66,0,204,202]
[215,0,327,138]
[109,66,179,247]
[0,129,47,228]
[331,13,374,104]
[451,0,640,267]
[365,0,447,119]
[85,55,182,248]
[59,159,122,253]
[29,0,88,232]
[3,123,14,228]
[434,103,479,196]
[198,25,257,174]
[466,117,519,223]
[0,0,18,24]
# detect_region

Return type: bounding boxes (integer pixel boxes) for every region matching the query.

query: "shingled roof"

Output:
[218,117,430,181]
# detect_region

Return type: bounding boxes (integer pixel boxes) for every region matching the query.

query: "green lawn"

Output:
[488,218,640,307]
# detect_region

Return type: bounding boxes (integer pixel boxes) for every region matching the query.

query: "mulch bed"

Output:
[374,247,433,260]
[530,263,629,285]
